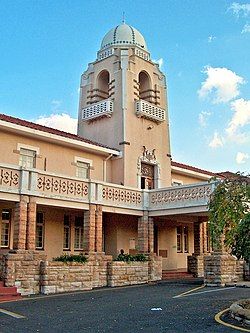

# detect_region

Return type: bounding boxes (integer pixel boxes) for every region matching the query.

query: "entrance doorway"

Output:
[141,163,154,189]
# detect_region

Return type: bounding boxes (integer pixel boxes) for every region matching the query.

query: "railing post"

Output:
[20,169,29,193]
[29,171,38,193]
[88,181,96,204]
[142,190,149,210]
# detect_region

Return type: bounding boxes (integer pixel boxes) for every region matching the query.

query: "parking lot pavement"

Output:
[0,283,249,333]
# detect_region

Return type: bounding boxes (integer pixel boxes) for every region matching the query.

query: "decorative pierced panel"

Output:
[141,163,154,178]
[135,100,165,123]
[82,99,113,121]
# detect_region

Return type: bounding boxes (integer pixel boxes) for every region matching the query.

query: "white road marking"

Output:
[0,308,26,319]
[174,286,236,298]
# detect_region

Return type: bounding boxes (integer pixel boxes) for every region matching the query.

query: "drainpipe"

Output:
[103,154,113,182]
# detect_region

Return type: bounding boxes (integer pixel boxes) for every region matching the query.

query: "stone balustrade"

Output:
[0,162,216,215]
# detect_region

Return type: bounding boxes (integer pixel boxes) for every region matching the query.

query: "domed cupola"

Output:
[100,23,148,51]
[97,22,150,61]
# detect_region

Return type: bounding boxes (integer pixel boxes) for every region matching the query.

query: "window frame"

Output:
[36,211,45,250]
[1,209,11,248]
[74,216,84,250]
[63,215,71,250]
[17,143,40,169]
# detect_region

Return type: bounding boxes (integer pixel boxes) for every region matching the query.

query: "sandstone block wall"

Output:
[188,254,206,277]
[88,253,112,288]
[3,250,46,295]
[204,254,243,286]
[108,261,149,287]
[40,261,93,294]
[148,254,162,281]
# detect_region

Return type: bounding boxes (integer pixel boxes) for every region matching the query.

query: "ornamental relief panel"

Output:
[37,175,88,198]
[0,168,19,188]
[102,186,142,206]
[150,185,212,206]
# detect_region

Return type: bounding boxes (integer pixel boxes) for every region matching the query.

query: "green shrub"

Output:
[114,253,148,262]
[53,253,87,264]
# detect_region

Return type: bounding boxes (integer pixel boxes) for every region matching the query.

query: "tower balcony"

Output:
[82,99,113,121]
[135,100,165,123]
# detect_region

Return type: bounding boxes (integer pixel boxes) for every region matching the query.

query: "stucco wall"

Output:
[0,131,107,181]
[157,221,194,271]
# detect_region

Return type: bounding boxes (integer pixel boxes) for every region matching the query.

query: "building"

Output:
[0,23,221,295]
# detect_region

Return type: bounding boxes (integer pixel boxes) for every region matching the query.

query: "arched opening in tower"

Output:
[97,70,110,101]
[138,71,152,103]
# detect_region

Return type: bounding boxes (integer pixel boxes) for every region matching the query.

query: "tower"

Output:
[78,23,171,188]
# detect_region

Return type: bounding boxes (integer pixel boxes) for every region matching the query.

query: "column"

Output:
[193,219,203,255]
[13,195,28,250]
[148,217,154,254]
[138,212,154,253]
[95,205,103,252]
[26,197,37,250]
[83,204,96,252]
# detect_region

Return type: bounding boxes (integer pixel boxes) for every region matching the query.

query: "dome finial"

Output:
[122,11,125,24]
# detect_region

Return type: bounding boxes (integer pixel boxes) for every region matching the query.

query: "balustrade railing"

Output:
[149,183,215,210]
[82,99,113,121]
[0,165,20,191]
[0,163,216,213]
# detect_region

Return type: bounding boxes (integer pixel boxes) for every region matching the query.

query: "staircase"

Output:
[0,280,22,302]
[162,270,194,280]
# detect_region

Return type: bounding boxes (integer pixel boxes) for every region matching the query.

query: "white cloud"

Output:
[153,58,164,70]
[228,2,250,17]
[198,66,245,104]
[226,98,250,135]
[209,132,224,148]
[198,111,211,127]
[236,152,249,164]
[208,36,216,43]
[35,113,77,134]
[242,23,250,33]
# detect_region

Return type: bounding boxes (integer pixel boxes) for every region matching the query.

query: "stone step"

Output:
[0,281,4,288]
[0,286,20,294]
[162,270,194,280]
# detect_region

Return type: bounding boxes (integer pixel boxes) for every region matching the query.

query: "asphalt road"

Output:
[0,282,249,333]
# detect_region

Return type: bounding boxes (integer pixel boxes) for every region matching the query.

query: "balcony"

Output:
[0,163,216,215]
[82,99,113,122]
[135,100,165,123]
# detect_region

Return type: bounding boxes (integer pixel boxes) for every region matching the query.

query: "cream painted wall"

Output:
[171,170,210,185]
[104,213,138,258]
[0,130,108,181]
[157,221,194,271]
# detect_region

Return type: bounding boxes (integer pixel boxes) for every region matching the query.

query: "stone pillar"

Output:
[138,213,154,253]
[148,217,154,253]
[26,198,36,250]
[95,205,103,252]
[83,204,96,252]
[138,213,149,253]
[194,220,203,255]
[188,219,206,277]
[13,196,28,250]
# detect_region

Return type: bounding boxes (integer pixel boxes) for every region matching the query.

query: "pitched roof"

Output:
[171,160,215,177]
[0,114,120,152]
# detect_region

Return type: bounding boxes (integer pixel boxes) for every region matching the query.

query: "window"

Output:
[184,226,189,253]
[76,161,89,179]
[74,216,84,250]
[19,148,36,168]
[177,226,183,252]
[63,215,71,250]
[36,212,44,249]
[1,210,11,247]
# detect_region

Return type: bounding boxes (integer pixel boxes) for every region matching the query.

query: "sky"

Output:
[0,0,250,173]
